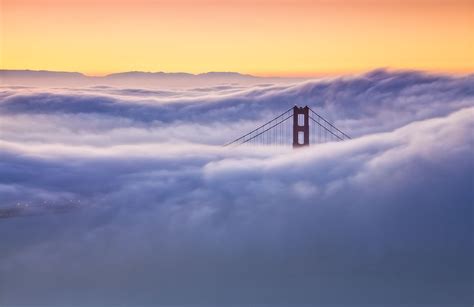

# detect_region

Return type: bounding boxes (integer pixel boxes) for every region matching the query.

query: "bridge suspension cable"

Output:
[309,108,351,140]
[223,107,294,147]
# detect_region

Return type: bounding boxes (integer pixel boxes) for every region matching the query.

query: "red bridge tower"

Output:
[292,106,310,148]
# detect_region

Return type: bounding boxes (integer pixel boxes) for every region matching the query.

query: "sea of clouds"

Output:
[0,69,473,306]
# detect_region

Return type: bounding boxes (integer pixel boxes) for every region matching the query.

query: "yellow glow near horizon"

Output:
[1,0,473,76]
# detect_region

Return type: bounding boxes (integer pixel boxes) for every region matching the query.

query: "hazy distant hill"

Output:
[0,69,305,88]
[105,71,194,79]
[105,71,256,78]
[0,69,86,79]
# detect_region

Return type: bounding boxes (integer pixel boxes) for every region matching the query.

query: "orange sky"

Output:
[1,0,473,76]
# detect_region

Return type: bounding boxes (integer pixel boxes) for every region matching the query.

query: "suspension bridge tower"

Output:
[292,106,309,148]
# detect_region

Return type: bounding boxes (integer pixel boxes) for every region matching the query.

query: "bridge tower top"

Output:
[293,106,309,148]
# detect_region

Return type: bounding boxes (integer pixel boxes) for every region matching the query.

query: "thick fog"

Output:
[0,70,472,306]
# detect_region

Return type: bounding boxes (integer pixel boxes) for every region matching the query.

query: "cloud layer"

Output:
[0,70,473,306]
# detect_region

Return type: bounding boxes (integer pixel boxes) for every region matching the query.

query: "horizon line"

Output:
[1,67,473,78]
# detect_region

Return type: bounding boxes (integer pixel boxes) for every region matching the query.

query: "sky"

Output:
[0,70,473,305]
[1,0,474,76]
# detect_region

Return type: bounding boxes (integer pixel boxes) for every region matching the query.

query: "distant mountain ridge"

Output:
[0,69,307,88]
[0,69,87,78]
[1,69,258,79]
